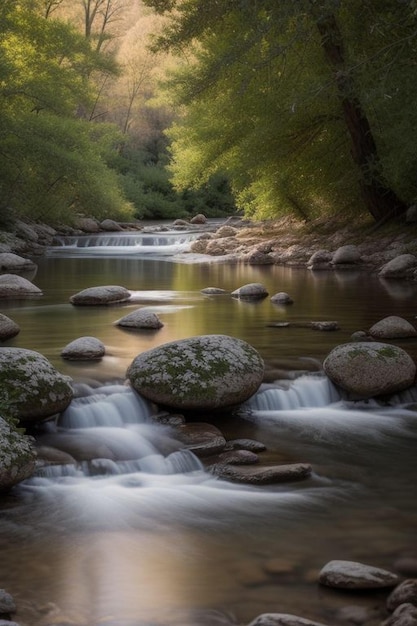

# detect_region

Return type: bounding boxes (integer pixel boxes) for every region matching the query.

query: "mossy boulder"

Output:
[323,342,416,398]
[127,334,264,410]
[0,348,73,424]
[0,417,36,491]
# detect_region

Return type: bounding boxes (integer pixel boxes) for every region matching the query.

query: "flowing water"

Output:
[0,225,416,626]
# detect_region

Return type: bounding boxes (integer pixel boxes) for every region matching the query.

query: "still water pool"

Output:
[0,230,416,626]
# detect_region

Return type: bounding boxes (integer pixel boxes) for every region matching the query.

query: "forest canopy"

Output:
[143,0,417,223]
[0,0,235,227]
[1,0,417,227]
[0,0,133,225]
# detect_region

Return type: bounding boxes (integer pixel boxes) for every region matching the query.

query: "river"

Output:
[0,225,416,626]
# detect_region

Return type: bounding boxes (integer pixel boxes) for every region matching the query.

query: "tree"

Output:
[0,0,132,224]
[143,0,417,222]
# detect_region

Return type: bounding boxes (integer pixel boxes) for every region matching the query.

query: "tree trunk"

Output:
[315,12,407,221]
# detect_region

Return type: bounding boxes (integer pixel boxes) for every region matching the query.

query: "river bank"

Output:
[2,213,417,276]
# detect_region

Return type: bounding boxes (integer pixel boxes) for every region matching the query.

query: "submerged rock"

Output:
[323,342,416,398]
[225,438,267,452]
[0,348,73,424]
[127,334,264,410]
[70,285,131,305]
[176,422,226,457]
[115,308,164,330]
[231,282,269,300]
[319,560,400,589]
[61,336,106,360]
[247,612,328,625]
[271,292,294,305]
[201,287,228,295]
[211,462,312,484]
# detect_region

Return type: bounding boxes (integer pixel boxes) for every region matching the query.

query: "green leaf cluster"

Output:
[111,138,237,219]
[144,0,417,221]
[0,0,132,225]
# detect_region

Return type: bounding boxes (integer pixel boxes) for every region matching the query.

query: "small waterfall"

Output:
[245,375,341,411]
[48,231,199,257]
[35,385,204,479]
[58,386,154,428]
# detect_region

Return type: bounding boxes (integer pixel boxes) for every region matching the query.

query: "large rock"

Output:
[127,334,265,410]
[323,342,416,398]
[70,285,131,305]
[0,253,37,273]
[0,274,42,298]
[61,336,105,361]
[0,418,36,490]
[369,316,417,339]
[319,560,400,589]
[0,348,73,424]
[0,314,20,340]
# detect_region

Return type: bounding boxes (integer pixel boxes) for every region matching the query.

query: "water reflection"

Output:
[2,256,417,379]
[1,247,417,625]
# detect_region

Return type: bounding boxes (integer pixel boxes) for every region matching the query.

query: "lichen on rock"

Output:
[127,334,264,410]
[0,348,73,424]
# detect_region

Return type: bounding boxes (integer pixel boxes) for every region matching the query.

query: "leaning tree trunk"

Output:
[315,12,407,222]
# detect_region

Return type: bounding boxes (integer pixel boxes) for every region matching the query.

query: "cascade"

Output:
[48,231,200,257]
[245,374,341,411]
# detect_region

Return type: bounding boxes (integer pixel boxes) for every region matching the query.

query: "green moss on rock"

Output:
[0,348,73,424]
[127,334,265,410]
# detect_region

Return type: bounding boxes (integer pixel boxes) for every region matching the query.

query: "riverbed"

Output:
[0,227,416,626]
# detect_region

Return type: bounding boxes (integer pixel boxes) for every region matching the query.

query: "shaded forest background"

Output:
[1,0,417,229]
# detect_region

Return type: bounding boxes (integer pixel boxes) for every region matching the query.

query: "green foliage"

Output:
[145,0,417,221]
[0,0,132,225]
[112,138,237,220]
